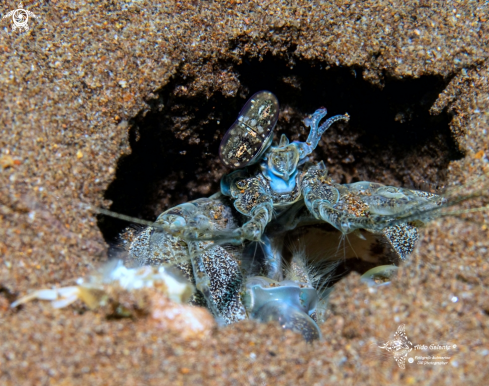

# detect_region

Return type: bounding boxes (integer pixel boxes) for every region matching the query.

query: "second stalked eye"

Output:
[219,90,279,169]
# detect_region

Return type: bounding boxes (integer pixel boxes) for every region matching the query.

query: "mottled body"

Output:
[219,96,444,254]
[126,194,247,324]
[122,91,445,338]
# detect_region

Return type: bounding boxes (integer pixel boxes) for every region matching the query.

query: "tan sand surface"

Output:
[1,1,488,384]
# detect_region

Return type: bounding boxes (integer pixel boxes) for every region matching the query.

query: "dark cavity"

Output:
[98,56,463,275]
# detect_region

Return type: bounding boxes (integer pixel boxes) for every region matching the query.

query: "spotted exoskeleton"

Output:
[218,91,444,261]
[119,91,446,340]
[123,192,324,340]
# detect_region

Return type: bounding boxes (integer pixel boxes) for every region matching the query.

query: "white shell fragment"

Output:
[11,260,194,309]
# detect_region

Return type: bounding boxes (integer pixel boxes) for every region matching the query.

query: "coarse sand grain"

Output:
[1,1,489,384]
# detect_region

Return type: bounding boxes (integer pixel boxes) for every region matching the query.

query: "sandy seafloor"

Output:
[1,1,489,385]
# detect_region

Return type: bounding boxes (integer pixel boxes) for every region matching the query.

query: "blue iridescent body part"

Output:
[122,90,445,340]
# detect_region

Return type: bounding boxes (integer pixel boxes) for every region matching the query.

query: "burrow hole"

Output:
[98,56,463,279]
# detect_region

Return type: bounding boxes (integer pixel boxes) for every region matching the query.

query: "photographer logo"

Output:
[2,3,37,32]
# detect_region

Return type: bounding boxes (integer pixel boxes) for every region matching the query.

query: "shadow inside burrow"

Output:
[98,55,463,266]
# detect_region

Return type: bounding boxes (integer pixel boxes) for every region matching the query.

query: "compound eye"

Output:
[236,180,247,189]
[219,91,279,169]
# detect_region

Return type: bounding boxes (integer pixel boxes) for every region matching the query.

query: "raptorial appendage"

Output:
[116,94,466,341]
[301,162,444,259]
[221,170,274,242]
[126,195,247,324]
[125,194,328,337]
[120,97,453,339]
[12,90,486,344]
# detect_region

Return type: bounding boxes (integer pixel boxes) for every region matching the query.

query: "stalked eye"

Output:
[219,91,279,169]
